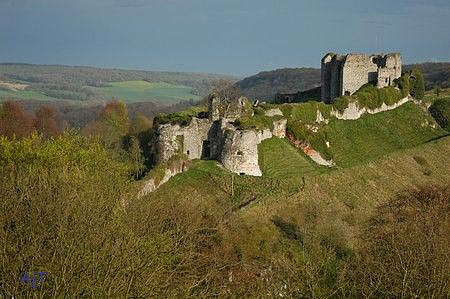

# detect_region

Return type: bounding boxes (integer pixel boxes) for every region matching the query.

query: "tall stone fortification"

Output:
[321,53,402,103]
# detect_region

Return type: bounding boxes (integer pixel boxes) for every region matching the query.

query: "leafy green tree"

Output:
[410,68,425,100]
[396,72,410,97]
[130,113,152,136]
[435,85,441,98]
[82,100,130,150]
[130,113,154,169]
[123,135,145,179]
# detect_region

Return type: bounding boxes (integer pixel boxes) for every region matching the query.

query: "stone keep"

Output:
[321,53,402,103]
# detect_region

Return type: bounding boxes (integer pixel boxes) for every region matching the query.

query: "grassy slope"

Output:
[144,159,303,213]
[140,135,450,247]
[325,102,448,167]
[234,136,450,286]
[243,135,450,227]
[143,102,448,209]
[258,137,327,179]
[87,81,201,104]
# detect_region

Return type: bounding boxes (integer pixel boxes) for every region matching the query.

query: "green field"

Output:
[0,80,202,104]
[88,81,201,104]
[0,89,59,101]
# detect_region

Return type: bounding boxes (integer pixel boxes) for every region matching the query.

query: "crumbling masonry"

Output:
[155,95,287,176]
[321,53,402,103]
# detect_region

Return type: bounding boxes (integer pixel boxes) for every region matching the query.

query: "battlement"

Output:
[321,52,402,103]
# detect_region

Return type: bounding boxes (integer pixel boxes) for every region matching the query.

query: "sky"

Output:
[0,0,449,76]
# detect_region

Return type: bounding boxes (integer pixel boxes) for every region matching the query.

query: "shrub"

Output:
[396,72,410,97]
[410,68,425,100]
[344,185,450,298]
[429,98,450,131]
[153,106,207,126]
[234,106,284,130]
[0,133,138,297]
[332,96,350,113]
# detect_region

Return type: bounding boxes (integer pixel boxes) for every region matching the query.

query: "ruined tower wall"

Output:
[321,52,402,102]
[155,124,182,164]
[341,54,374,95]
[221,129,272,176]
[376,53,402,88]
[329,58,343,101]
[180,118,212,160]
[321,55,333,103]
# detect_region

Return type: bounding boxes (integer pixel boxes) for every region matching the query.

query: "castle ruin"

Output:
[155,94,287,176]
[321,53,402,103]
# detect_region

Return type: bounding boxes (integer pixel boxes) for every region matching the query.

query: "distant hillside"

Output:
[236,62,450,101]
[0,63,239,103]
[235,68,321,101]
[404,62,450,90]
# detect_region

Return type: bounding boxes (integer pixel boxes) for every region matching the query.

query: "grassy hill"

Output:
[2,96,449,296]
[324,102,447,167]
[236,62,450,101]
[142,100,447,207]
[133,131,449,296]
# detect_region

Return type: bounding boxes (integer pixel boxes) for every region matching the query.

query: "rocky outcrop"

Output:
[272,119,287,138]
[286,132,335,167]
[331,96,412,120]
[265,108,283,117]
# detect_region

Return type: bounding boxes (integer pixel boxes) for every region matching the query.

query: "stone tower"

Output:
[321,53,402,103]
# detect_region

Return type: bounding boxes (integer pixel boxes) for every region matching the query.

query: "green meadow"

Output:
[0,80,201,104]
[0,89,59,101]
[87,81,201,104]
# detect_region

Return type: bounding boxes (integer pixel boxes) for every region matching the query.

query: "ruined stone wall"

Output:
[321,52,402,102]
[155,123,182,164]
[154,95,287,177]
[155,118,213,164]
[342,54,377,96]
[180,118,212,160]
[376,53,402,88]
[321,54,333,103]
[221,129,272,176]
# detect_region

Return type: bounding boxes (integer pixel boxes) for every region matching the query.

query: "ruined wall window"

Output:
[236,150,243,156]
[385,78,388,83]
[186,150,190,155]
[239,172,245,176]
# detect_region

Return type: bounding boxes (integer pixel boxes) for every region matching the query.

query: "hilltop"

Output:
[1,69,449,297]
